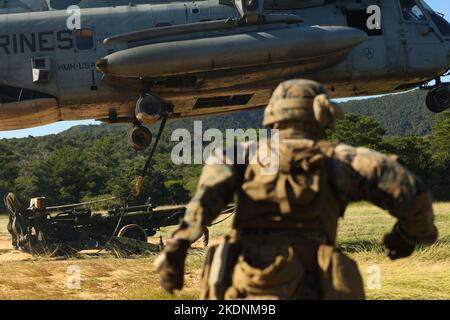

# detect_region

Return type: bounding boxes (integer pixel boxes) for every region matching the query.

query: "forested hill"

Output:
[340,89,434,136]
[62,89,435,137]
[1,90,448,211]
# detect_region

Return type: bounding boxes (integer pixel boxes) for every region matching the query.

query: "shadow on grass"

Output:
[339,236,450,256]
[338,240,384,254]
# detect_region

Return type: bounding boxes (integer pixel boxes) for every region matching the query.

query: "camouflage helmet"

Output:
[263,79,344,130]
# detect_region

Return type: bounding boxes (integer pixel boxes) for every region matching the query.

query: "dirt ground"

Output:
[0,232,206,300]
[0,215,213,300]
[0,236,30,262]
[0,203,449,300]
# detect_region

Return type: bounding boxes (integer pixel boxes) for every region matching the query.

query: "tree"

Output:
[35,146,95,204]
[0,141,19,199]
[328,113,386,150]
[429,111,450,169]
[427,111,450,199]
[383,135,433,175]
[164,180,191,204]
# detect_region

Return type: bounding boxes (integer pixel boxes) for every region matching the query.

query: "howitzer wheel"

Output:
[117,224,148,242]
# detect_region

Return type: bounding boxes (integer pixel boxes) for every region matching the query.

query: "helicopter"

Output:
[0,0,449,152]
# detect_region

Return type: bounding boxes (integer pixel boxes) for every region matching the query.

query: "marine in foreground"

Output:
[156,79,438,300]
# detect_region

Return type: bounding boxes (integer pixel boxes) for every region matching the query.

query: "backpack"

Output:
[242,140,335,217]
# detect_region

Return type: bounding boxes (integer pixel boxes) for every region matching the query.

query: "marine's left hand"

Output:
[383,224,415,260]
[154,238,190,294]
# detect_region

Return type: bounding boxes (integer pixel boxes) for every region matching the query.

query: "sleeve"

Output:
[331,144,438,244]
[173,146,243,243]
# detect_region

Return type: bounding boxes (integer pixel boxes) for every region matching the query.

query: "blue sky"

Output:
[0,0,449,139]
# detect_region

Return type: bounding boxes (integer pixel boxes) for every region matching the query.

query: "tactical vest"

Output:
[234,138,346,244]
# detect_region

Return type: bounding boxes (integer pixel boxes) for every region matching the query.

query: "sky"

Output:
[0,0,449,139]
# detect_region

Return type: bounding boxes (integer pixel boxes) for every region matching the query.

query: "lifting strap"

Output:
[130,114,169,199]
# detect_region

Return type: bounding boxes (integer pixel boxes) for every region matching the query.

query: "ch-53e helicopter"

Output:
[0,0,450,152]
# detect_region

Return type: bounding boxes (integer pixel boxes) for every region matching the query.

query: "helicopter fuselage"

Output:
[0,0,449,130]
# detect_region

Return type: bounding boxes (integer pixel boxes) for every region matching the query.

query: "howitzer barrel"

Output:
[116,205,152,214]
[97,26,367,78]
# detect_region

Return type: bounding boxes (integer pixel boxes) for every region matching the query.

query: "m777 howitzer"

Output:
[4,194,197,256]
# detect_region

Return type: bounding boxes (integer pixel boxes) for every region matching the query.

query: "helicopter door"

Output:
[397,0,443,75]
[378,0,409,75]
[345,5,386,76]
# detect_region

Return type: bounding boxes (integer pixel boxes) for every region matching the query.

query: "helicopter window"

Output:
[155,22,172,28]
[347,10,383,36]
[399,0,427,21]
[429,12,450,36]
[74,29,94,50]
[194,94,253,108]
[32,57,48,69]
[419,0,450,36]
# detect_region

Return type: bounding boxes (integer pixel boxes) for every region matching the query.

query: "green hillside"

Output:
[340,90,435,136]
[62,89,433,137]
[0,91,448,211]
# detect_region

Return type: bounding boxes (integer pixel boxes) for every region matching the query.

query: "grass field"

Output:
[0,202,449,300]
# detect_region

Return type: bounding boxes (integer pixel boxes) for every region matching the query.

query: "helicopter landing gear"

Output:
[135,93,166,124]
[128,91,172,151]
[422,77,450,113]
[128,90,172,198]
[426,86,450,113]
[128,125,153,152]
[130,114,169,198]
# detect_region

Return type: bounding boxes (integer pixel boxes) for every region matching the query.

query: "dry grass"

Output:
[0,215,8,235]
[336,202,450,300]
[0,202,448,300]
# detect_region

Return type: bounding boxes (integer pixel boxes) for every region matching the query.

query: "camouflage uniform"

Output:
[4,193,23,249]
[156,79,438,300]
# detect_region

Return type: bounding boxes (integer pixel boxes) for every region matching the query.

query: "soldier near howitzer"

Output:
[4,193,24,249]
[155,79,438,300]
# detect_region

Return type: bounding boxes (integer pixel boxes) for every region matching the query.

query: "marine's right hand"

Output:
[154,238,190,294]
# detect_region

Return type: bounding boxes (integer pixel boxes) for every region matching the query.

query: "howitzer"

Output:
[4,194,189,255]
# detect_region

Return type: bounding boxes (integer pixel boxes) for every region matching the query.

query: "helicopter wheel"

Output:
[426,86,450,113]
[135,94,164,124]
[128,126,153,152]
